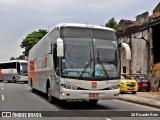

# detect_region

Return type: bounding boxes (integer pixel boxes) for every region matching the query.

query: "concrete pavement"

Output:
[118,92,160,109]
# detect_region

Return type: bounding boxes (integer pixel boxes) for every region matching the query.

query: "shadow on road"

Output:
[1,81,27,84]
[32,89,110,110]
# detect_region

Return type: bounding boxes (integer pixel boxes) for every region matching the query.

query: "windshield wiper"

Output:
[96,50,109,78]
[79,58,93,78]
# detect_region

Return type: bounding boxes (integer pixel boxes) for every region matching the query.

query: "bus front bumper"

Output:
[18,76,28,82]
[60,88,120,100]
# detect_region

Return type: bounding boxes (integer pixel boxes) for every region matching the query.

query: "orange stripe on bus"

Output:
[30,61,35,84]
[0,69,4,80]
[45,56,48,63]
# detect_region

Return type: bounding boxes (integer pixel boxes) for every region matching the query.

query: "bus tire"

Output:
[46,81,57,103]
[47,86,53,103]
[89,99,98,104]
[13,77,17,83]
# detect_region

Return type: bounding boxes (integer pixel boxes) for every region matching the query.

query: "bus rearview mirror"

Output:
[20,66,22,72]
[57,38,64,57]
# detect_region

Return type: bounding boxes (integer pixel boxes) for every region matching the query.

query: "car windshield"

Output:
[60,27,120,80]
[121,74,132,80]
[137,76,148,82]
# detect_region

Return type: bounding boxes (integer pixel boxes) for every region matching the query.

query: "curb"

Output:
[118,98,160,109]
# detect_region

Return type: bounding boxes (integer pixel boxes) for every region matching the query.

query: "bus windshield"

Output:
[60,27,120,80]
[20,63,28,76]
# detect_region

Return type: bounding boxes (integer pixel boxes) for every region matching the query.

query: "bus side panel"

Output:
[0,69,4,81]
[33,38,47,91]
[39,54,54,93]
[28,27,60,95]
[33,28,58,94]
[30,61,35,84]
[1,69,18,81]
[34,57,47,92]
[28,47,36,89]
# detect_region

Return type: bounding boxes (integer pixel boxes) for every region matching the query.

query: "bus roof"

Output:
[29,23,115,53]
[55,23,115,32]
[0,60,28,64]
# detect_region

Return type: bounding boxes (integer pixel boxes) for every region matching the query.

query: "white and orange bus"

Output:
[0,60,28,83]
[28,23,120,103]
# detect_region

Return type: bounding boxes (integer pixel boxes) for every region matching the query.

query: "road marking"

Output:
[2,95,4,101]
[105,118,111,120]
[1,87,3,90]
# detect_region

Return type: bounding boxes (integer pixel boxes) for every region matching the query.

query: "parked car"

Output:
[129,74,151,92]
[120,73,138,94]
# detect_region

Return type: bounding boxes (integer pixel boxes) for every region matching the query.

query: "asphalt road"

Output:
[0,82,159,120]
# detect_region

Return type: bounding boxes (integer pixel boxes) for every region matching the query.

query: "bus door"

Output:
[52,43,60,98]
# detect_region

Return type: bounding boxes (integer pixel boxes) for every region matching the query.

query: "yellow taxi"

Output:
[120,73,138,94]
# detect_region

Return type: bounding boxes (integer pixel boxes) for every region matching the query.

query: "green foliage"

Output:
[10,55,25,60]
[17,55,25,60]
[20,29,48,56]
[10,57,16,60]
[105,17,120,32]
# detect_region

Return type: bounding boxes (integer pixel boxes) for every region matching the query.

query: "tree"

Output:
[20,29,48,56]
[10,57,16,60]
[105,17,120,32]
[17,55,25,60]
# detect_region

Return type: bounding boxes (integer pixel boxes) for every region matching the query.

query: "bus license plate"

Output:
[89,93,99,98]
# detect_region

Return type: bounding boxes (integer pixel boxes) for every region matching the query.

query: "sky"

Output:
[0,0,159,61]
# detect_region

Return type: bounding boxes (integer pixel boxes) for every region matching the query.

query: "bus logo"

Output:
[92,82,97,89]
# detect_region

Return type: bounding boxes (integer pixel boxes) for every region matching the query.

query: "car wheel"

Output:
[132,92,136,94]
[146,89,150,92]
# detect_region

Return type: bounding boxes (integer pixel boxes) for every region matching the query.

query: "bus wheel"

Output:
[47,86,53,103]
[89,99,98,104]
[13,77,16,83]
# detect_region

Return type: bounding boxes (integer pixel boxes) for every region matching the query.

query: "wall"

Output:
[119,38,131,74]
[131,31,148,74]
[120,48,130,74]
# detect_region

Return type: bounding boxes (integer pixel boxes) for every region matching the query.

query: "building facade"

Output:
[118,3,160,74]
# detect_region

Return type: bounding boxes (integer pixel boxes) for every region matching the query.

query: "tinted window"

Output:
[61,27,116,40]
[137,76,148,82]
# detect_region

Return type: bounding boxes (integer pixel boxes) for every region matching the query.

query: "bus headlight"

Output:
[61,84,78,90]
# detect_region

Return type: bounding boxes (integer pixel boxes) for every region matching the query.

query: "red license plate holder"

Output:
[89,93,99,98]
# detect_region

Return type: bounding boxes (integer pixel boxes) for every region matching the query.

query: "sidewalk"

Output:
[118,92,160,109]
